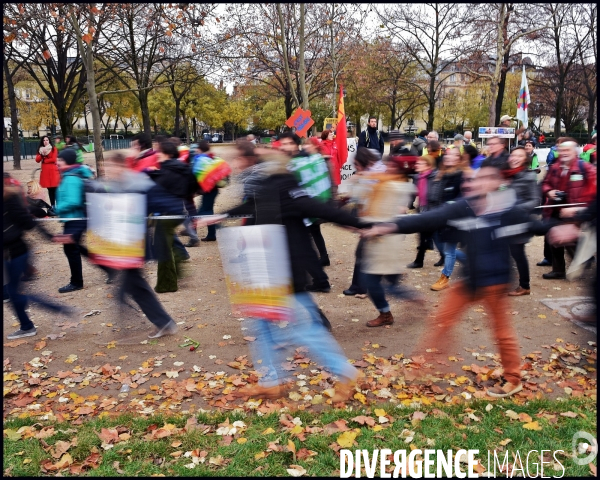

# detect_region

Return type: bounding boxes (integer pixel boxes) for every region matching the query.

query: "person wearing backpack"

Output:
[191,140,231,242]
[54,149,115,293]
[540,141,597,280]
[358,116,384,156]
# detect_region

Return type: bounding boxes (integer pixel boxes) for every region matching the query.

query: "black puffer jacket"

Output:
[3,190,36,259]
[147,159,192,199]
[428,170,463,208]
[226,174,370,292]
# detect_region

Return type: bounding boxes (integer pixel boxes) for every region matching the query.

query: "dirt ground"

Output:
[3,153,596,417]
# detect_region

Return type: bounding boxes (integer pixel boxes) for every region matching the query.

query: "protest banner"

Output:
[86,192,146,269]
[217,225,293,321]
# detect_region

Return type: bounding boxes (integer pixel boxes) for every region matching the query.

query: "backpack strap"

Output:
[578,159,588,180]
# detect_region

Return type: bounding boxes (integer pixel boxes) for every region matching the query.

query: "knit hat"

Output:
[388,130,403,141]
[58,148,78,165]
[453,134,465,141]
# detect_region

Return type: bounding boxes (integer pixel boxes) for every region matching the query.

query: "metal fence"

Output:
[3,138,132,162]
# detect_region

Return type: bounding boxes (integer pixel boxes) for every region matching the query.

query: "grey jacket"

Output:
[507,169,540,243]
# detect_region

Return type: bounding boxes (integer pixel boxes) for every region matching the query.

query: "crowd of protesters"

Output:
[3,123,596,401]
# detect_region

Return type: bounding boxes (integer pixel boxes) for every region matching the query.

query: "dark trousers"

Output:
[63,220,112,287]
[414,232,436,264]
[363,273,399,313]
[47,187,57,207]
[550,244,576,274]
[198,189,219,239]
[308,222,328,259]
[5,251,63,331]
[543,237,553,263]
[118,269,172,329]
[509,243,530,290]
[348,239,367,294]
[304,243,329,287]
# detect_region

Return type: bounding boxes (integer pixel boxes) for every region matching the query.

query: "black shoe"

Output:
[343,288,365,296]
[185,239,200,247]
[536,259,552,267]
[201,237,216,242]
[320,256,330,267]
[542,271,566,280]
[433,257,445,267]
[58,283,83,293]
[106,270,118,284]
[46,207,58,217]
[305,283,331,293]
[406,261,424,269]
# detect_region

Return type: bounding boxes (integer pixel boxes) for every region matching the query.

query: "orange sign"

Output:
[285,108,314,138]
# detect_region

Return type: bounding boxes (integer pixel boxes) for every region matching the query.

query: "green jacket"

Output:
[55,165,94,220]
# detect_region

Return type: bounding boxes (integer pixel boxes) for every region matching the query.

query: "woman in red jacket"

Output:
[319,129,341,188]
[35,136,60,207]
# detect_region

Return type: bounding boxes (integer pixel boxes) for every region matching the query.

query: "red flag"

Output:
[335,85,348,172]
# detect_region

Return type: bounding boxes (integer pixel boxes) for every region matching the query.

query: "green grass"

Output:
[3,398,596,477]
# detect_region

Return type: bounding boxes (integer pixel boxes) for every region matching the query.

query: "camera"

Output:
[554,191,567,203]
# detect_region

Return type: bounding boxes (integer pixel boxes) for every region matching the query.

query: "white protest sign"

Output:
[338,137,357,193]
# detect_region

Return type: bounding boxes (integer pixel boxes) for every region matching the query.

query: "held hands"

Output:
[547,224,580,247]
[195,214,228,228]
[360,223,399,239]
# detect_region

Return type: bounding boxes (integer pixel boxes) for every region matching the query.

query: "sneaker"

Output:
[58,283,83,293]
[185,239,200,247]
[486,381,523,398]
[305,283,331,293]
[430,273,450,291]
[536,258,552,267]
[106,270,118,285]
[343,288,366,296]
[200,237,216,242]
[7,328,37,340]
[148,320,178,339]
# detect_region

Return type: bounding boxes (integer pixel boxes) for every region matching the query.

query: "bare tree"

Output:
[464,3,553,127]
[2,38,27,169]
[374,3,466,131]
[573,4,597,136]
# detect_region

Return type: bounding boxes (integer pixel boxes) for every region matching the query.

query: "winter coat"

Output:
[225,173,369,293]
[428,170,463,209]
[358,127,384,155]
[147,159,193,200]
[35,146,60,188]
[507,169,540,243]
[411,137,427,156]
[347,173,415,275]
[319,139,341,186]
[481,151,510,170]
[55,165,94,220]
[127,149,159,172]
[392,190,555,292]
[541,158,597,219]
[3,188,36,259]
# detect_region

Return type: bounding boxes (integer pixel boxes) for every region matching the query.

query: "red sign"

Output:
[285,108,314,138]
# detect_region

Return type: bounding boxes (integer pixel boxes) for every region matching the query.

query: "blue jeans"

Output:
[362,273,399,313]
[5,252,64,331]
[246,292,357,387]
[441,242,467,277]
[198,189,219,239]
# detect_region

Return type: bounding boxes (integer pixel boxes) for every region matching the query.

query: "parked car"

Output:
[109,134,124,140]
[211,133,223,143]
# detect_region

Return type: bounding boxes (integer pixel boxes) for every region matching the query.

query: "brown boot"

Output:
[508,286,530,296]
[430,274,450,291]
[331,371,364,403]
[366,311,394,327]
[232,384,288,400]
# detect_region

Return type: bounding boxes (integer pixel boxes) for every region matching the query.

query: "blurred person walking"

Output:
[4,174,69,339]
[35,135,60,208]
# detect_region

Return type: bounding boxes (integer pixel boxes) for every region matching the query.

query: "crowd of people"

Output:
[3,123,597,402]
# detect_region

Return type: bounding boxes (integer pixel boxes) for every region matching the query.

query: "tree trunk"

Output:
[192,117,197,140]
[495,49,511,125]
[4,61,22,170]
[298,4,309,111]
[84,108,90,137]
[139,91,151,134]
[554,84,564,139]
[284,93,294,119]
[426,74,436,130]
[174,97,181,137]
[56,108,73,137]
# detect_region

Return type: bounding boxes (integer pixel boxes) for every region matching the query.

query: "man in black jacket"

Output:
[358,116,384,156]
[363,165,554,398]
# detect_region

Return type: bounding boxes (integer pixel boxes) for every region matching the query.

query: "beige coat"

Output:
[348,173,416,275]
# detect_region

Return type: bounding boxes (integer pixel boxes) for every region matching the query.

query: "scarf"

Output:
[502,164,525,179]
[417,169,433,206]
[39,145,52,156]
